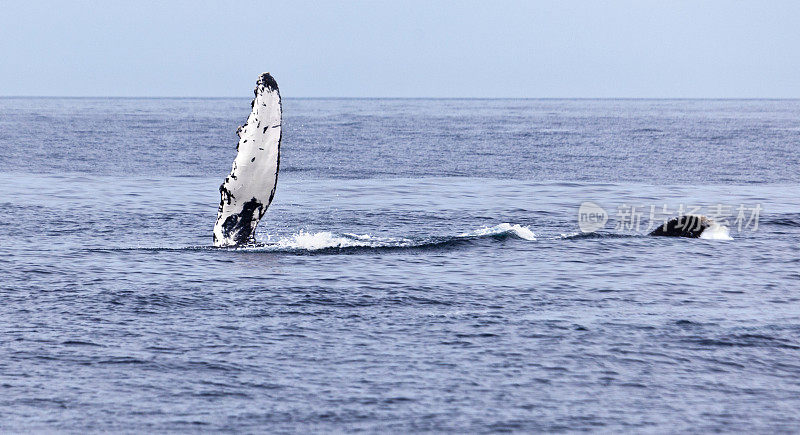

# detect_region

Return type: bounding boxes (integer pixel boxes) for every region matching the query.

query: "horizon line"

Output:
[2,96,800,101]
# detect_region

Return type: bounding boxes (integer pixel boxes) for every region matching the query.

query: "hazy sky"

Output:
[1,0,799,97]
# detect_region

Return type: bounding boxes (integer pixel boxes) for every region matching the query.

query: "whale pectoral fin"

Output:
[213,73,282,247]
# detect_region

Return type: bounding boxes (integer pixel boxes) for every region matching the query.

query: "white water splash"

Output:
[699,222,734,240]
[250,223,538,252]
[260,231,412,251]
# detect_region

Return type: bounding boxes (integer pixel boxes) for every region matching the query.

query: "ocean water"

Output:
[1,97,799,432]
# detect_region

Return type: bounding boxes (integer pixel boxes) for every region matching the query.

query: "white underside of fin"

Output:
[213,73,282,247]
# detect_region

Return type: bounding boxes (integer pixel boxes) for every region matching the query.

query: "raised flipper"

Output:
[213,73,282,247]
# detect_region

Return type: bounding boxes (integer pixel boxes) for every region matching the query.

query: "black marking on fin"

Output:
[219,184,235,206]
[220,198,263,245]
[257,73,279,93]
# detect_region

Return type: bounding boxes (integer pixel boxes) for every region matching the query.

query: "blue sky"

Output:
[1,0,799,97]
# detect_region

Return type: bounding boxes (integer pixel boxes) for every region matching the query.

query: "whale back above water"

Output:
[213,73,282,247]
[649,215,711,238]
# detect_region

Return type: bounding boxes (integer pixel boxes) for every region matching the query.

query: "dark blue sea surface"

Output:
[1,98,799,432]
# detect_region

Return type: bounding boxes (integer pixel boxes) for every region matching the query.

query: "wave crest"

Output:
[460,223,536,241]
